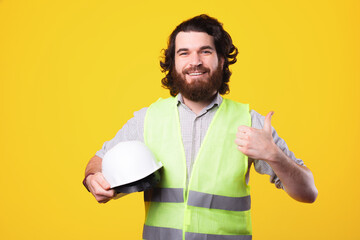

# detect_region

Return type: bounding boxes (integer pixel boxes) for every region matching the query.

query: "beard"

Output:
[171,64,223,102]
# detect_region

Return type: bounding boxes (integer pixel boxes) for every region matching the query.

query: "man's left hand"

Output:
[235,111,278,162]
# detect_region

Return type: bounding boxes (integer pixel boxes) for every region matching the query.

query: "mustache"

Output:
[182,66,210,74]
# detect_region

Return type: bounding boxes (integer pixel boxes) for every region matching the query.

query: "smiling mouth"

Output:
[187,72,206,76]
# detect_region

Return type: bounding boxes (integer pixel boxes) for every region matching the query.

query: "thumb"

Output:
[263,111,274,134]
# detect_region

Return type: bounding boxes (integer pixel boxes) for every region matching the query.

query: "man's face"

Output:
[172,31,224,101]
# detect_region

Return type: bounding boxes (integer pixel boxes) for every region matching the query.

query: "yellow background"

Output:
[1,0,359,239]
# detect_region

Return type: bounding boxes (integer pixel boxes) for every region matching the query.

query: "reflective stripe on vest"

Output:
[188,190,251,211]
[143,97,252,239]
[143,225,182,240]
[143,225,252,240]
[145,188,251,211]
[144,188,184,203]
[185,232,252,240]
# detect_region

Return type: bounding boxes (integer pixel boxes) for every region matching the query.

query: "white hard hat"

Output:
[102,141,162,195]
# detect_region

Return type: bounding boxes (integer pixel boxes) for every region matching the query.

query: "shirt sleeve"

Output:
[250,110,305,189]
[95,107,147,159]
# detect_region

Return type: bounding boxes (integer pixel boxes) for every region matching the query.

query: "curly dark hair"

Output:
[160,14,238,97]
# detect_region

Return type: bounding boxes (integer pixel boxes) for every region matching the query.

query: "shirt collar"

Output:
[176,92,223,112]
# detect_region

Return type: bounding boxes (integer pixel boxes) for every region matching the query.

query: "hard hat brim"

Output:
[112,170,161,194]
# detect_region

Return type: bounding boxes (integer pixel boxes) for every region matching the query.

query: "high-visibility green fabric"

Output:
[143,97,252,239]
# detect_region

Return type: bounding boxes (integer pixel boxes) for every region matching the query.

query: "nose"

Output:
[189,53,202,67]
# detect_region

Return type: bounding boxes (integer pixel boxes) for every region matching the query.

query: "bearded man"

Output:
[83,14,318,240]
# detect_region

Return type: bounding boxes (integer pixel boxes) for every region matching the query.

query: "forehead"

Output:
[175,31,215,51]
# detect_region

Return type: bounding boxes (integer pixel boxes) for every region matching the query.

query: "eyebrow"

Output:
[176,45,215,54]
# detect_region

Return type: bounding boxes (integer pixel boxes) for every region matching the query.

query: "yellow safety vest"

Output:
[143,97,252,240]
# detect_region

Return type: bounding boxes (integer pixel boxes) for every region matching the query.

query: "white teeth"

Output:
[188,72,203,76]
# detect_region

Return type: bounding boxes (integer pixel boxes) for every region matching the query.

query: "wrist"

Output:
[266,143,284,163]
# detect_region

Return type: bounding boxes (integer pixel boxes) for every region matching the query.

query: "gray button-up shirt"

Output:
[96,93,304,189]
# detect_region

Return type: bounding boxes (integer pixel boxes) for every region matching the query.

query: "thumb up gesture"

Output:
[235,111,277,162]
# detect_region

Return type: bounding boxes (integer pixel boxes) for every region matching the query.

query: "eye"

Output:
[201,50,212,54]
[179,52,188,56]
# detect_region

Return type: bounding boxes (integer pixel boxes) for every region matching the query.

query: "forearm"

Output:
[266,148,318,203]
[85,155,103,176]
[236,111,317,202]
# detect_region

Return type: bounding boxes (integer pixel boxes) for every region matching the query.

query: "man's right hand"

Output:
[86,172,116,203]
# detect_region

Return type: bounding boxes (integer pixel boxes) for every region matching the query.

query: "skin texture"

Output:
[84,31,317,204]
[174,31,221,84]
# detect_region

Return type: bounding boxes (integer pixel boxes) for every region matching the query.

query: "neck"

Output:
[181,93,217,115]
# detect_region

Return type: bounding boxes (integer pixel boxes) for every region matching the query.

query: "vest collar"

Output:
[176,93,223,114]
